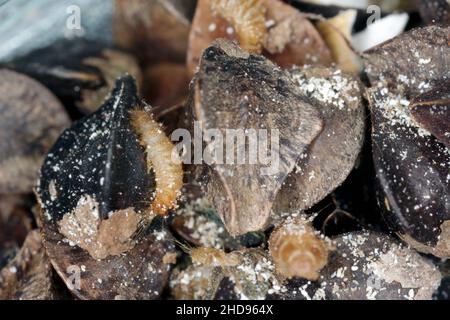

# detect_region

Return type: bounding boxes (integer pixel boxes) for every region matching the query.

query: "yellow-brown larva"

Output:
[269,216,332,280]
[210,0,268,53]
[130,109,183,217]
[189,247,241,267]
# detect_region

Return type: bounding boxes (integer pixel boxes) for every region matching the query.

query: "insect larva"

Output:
[210,0,267,53]
[269,216,332,280]
[189,247,241,267]
[130,109,183,218]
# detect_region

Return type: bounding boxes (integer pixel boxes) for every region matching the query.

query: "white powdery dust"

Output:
[373,90,432,138]
[177,198,225,249]
[292,70,358,111]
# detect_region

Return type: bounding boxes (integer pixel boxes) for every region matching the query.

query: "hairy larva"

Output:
[269,216,332,280]
[210,0,267,53]
[130,109,183,218]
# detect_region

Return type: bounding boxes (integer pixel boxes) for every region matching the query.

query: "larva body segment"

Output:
[210,0,267,53]
[269,216,331,280]
[130,109,183,217]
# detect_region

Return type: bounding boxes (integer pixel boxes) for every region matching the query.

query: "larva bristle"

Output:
[130,109,183,218]
[269,216,332,280]
[210,0,267,53]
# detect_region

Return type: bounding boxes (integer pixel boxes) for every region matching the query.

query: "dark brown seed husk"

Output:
[273,66,365,214]
[317,231,442,300]
[0,69,70,194]
[364,26,450,258]
[410,80,450,149]
[42,220,175,300]
[0,230,57,300]
[364,26,449,96]
[36,75,177,299]
[7,40,142,115]
[188,39,323,236]
[435,277,450,300]
[418,0,450,25]
[114,0,194,64]
[0,240,19,271]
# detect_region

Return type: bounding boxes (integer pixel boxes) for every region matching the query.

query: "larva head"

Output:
[418,0,450,25]
[409,79,450,149]
[191,40,323,236]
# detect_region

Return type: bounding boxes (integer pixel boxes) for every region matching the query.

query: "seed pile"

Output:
[0,0,448,301]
